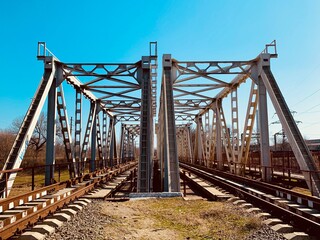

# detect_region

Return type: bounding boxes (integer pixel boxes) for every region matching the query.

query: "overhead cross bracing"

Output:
[157,41,320,196]
[1,41,320,198]
[0,42,157,197]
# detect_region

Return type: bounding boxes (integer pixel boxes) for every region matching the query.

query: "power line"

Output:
[298,103,320,115]
[290,63,320,107]
[293,88,320,107]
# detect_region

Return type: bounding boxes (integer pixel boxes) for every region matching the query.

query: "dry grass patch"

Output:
[291,187,311,196]
[9,168,71,197]
[102,198,262,240]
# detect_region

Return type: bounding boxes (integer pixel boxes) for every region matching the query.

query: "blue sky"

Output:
[1,0,320,139]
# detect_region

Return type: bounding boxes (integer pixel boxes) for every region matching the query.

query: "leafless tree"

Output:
[11,112,62,162]
[0,130,15,168]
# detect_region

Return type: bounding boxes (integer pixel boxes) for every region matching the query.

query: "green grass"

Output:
[147,199,261,239]
[112,198,262,240]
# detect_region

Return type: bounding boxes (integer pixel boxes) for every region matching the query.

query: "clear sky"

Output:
[1,0,320,140]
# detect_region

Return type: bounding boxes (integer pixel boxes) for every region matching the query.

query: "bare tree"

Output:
[0,130,15,168]
[11,112,62,162]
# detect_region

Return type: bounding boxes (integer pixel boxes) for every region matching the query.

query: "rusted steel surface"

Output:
[180,162,320,236]
[0,161,137,240]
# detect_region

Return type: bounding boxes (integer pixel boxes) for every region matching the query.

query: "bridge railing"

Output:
[0,168,23,198]
[37,42,57,59]
[0,158,127,198]
[262,40,277,57]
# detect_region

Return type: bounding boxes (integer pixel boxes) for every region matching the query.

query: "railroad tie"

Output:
[283,232,310,240]
[17,231,45,240]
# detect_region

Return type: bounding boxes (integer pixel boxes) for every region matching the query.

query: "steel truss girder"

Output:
[124,124,140,137]
[56,84,77,178]
[45,70,57,186]
[102,111,107,166]
[214,101,233,170]
[174,99,213,107]
[238,81,259,167]
[105,117,116,167]
[0,57,56,196]
[183,125,193,162]
[194,116,206,165]
[120,124,138,163]
[95,115,103,161]
[63,60,157,118]
[209,109,217,167]
[102,100,141,108]
[63,63,140,79]
[62,61,149,124]
[260,58,320,196]
[116,115,140,122]
[74,87,82,176]
[80,102,97,173]
[204,111,210,166]
[1,42,160,198]
[120,124,127,163]
[174,60,253,76]
[171,43,319,195]
[231,88,239,169]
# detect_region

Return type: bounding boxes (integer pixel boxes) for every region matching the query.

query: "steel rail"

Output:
[181,162,320,210]
[180,162,320,237]
[0,161,137,240]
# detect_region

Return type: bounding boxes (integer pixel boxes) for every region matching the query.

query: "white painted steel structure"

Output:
[0,42,157,196]
[172,41,320,196]
[1,41,320,197]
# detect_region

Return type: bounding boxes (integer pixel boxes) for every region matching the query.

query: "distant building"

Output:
[305,139,320,151]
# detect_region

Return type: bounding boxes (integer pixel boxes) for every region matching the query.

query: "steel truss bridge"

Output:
[1,41,320,197]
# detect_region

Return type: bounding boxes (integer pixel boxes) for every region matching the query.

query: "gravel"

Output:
[45,199,287,240]
[46,200,109,240]
[245,225,287,240]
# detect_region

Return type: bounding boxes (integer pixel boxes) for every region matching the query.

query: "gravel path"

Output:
[46,199,287,240]
[46,200,109,240]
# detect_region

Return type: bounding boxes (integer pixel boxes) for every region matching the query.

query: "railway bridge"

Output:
[1,40,319,199]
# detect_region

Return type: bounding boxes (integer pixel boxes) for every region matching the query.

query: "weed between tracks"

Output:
[102,198,262,240]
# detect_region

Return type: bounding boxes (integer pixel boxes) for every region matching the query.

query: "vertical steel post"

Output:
[105,117,115,167]
[209,109,217,168]
[131,135,135,160]
[215,104,223,170]
[231,88,240,174]
[45,74,57,186]
[80,103,97,173]
[205,111,210,167]
[125,127,129,162]
[137,56,153,192]
[74,88,82,176]
[252,64,271,182]
[119,124,125,163]
[258,77,271,181]
[110,121,116,167]
[90,106,97,172]
[186,125,193,163]
[102,111,107,167]
[161,54,180,192]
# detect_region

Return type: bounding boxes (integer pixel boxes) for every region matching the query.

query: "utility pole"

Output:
[271,111,301,150]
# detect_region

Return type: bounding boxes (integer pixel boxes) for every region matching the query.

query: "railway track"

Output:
[180,162,320,238]
[0,161,137,240]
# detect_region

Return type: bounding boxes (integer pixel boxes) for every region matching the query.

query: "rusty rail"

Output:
[180,162,320,237]
[0,161,137,239]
